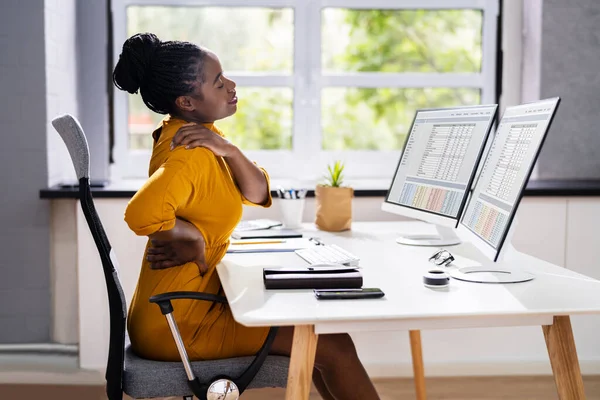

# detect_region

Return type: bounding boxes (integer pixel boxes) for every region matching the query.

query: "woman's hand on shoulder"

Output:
[171,123,237,157]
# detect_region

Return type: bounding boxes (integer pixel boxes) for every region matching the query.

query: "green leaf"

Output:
[323,160,345,187]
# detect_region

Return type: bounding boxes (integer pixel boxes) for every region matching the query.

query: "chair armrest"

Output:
[147,291,231,392]
[149,291,227,315]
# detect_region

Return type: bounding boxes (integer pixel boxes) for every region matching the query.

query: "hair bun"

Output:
[112,33,161,94]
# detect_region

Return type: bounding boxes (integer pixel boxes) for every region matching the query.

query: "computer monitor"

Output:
[455,97,561,282]
[382,104,498,246]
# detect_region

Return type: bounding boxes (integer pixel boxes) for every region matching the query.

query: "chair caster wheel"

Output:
[207,378,239,400]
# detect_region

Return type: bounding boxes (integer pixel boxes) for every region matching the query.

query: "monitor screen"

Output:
[460,97,561,260]
[384,105,498,226]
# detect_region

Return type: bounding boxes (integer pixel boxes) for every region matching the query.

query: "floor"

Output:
[1,375,599,400]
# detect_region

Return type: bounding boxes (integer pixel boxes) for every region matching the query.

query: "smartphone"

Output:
[314,288,385,300]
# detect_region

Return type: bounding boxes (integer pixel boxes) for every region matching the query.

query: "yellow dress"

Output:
[124,116,271,361]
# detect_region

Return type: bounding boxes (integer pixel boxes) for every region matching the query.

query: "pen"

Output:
[230,240,287,245]
[276,186,286,199]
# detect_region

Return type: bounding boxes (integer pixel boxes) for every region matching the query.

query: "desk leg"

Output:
[542,316,586,399]
[409,330,427,400]
[285,325,318,400]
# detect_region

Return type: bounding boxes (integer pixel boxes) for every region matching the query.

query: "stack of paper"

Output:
[227,238,314,254]
[231,228,302,240]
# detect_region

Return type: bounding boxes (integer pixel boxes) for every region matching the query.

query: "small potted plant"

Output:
[315,160,353,232]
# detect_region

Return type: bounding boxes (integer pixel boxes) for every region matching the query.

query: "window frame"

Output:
[111,0,499,184]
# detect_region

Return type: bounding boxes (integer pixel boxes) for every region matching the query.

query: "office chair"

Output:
[52,114,289,400]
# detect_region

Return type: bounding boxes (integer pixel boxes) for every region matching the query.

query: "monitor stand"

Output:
[450,220,535,284]
[396,225,460,247]
[450,244,534,283]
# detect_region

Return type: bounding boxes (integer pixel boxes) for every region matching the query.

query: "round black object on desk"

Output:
[423,269,450,288]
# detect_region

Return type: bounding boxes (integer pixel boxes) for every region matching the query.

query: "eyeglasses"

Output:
[429,249,455,267]
[309,237,325,246]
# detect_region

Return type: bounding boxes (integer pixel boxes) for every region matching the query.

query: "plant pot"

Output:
[315,185,353,232]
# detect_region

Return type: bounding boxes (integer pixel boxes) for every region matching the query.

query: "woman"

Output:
[113,32,379,399]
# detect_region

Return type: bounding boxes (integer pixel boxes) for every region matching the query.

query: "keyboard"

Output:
[295,244,360,267]
[235,219,283,232]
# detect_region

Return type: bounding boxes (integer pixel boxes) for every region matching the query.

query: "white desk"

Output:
[217,221,600,399]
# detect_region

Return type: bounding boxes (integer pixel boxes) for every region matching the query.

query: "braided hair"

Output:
[112,33,208,115]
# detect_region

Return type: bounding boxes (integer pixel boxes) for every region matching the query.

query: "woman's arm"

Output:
[222,146,269,205]
[171,123,269,205]
[124,158,209,274]
[124,152,214,273]
[146,218,208,274]
[148,217,201,242]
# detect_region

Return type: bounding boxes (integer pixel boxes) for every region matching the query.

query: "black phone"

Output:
[314,288,385,300]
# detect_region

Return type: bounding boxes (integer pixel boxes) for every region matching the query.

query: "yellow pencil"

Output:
[231,240,286,245]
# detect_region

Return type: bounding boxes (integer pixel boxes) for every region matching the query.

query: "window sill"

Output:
[39,179,600,199]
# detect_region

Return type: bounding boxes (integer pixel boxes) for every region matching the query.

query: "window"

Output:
[112,0,499,183]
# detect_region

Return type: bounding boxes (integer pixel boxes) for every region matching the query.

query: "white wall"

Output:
[45,0,79,344]
[45,0,78,186]
[521,0,543,105]
[499,0,523,114]
[51,196,600,376]
[50,200,78,344]
[76,0,110,182]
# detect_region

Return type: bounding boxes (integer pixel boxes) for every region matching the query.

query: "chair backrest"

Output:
[52,115,126,400]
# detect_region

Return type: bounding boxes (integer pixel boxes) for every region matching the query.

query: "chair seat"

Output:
[123,345,290,399]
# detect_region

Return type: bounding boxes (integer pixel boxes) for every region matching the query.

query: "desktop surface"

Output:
[217,221,600,331]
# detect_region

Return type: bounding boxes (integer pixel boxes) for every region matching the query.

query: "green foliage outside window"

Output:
[126,7,483,151]
[321,9,482,150]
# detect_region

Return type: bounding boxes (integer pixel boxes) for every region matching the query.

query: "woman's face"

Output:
[180,52,237,122]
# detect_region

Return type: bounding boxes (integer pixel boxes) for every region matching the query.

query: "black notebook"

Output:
[263,266,363,290]
[232,228,302,240]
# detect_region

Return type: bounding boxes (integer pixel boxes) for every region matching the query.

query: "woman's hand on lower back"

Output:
[147,218,209,275]
[171,123,236,157]
[147,238,208,275]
